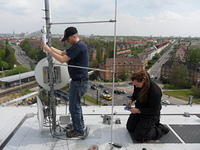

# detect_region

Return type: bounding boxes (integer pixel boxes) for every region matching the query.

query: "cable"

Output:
[53,63,114,73]
[66,139,70,150]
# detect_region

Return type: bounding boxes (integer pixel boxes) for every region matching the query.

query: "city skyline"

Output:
[0,0,200,37]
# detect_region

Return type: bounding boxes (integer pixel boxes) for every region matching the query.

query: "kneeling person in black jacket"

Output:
[126,70,169,142]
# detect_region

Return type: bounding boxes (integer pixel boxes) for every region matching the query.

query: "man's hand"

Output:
[129,107,140,114]
[42,44,50,52]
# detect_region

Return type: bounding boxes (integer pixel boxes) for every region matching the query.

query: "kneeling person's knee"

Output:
[133,129,147,141]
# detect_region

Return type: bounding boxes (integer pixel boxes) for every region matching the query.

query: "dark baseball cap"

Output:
[61,27,78,42]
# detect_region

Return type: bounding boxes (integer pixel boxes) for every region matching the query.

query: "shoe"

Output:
[66,130,84,138]
[158,123,169,134]
[65,123,73,130]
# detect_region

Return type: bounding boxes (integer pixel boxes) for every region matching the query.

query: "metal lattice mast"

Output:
[111,0,117,144]
[44,0,57,134]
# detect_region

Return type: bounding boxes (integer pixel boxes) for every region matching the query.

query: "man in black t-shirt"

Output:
[42,27,89,138]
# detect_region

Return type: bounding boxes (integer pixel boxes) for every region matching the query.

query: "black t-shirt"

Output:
[131,80,162,116]
[66,41,89,80]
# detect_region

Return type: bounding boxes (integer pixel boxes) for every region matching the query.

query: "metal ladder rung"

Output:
[50,19,116,25]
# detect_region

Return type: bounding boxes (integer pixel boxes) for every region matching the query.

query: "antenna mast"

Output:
[44,0,57,134]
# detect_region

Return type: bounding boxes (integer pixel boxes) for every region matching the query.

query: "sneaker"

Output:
[66,130,84,138]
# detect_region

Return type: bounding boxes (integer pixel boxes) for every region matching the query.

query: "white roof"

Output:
[0,105,200,150]
[0,71,34,83]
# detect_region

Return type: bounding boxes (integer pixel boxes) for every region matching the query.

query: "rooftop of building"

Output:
[0,105,200,150]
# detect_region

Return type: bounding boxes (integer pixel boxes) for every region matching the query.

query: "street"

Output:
[86,81,188,106]
[148,42,176,80]
[86,82,132,106]
[10,43,35,69]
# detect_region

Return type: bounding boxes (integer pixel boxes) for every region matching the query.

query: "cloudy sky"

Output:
[1,0,200,37]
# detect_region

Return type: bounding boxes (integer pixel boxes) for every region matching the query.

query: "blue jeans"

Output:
[68,80,88,133]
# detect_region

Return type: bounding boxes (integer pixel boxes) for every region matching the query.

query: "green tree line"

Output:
[20,38,114,67]
[82,38,113,67]
[20,39,46,62]
[0,40,17,70]
[186,46,200,63]
[2,66,29,76]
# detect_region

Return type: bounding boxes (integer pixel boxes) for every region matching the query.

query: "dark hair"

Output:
[131,70,150,103]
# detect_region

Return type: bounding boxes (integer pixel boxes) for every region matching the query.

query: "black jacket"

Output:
[131,80,162,116]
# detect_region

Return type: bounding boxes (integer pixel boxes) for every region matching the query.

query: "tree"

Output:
[0,40,17,69]
[0,48,5,60]
[152,53,161,60]
[191,86,200,98]
[4,45,10,59]
[186,46,200,63]
[174,44,179,49]
[0,61,9,69]
[20,39,30,53]
[118,69,129,81]
[4,66,29,76]
[5,51,16,68]
[20,39,46,62]
[169,63,192,88]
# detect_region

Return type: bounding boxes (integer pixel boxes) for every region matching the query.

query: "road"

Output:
[10,43,35,69]
[87,82,131,106]
[86,81,188,106]
[162,94,188,105]
[147,41,188,105]
[87,82,188,106]
[148,42,176,80]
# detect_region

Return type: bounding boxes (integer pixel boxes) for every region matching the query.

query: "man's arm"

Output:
[43,44,70,63]
[51,46,66,56]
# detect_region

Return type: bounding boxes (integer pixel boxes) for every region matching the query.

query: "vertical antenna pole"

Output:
[111,0,117,144]
[44,0,56,134]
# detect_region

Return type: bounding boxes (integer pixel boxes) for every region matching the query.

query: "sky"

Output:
[0,0,200,37]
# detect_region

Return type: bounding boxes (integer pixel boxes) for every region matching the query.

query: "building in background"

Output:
[100,55,146,80]
[0,71,35,89]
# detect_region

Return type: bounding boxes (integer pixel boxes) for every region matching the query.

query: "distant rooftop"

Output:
[0,71,34,83]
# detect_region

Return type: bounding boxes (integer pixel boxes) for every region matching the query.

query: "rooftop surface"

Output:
[0,105,200,150]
